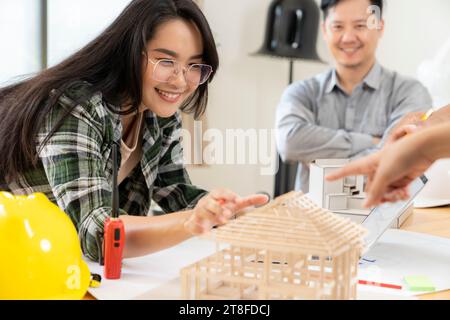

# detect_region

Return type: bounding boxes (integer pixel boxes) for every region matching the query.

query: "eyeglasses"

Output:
[148,58,213,86]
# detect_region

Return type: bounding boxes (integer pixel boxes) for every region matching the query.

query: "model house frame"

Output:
[181,192,367,300]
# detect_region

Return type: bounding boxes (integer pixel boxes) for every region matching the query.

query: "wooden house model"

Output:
[181,192,367,300]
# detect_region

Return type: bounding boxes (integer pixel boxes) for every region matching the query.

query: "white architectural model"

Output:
[181,192,367,300]
[308,159,413,227]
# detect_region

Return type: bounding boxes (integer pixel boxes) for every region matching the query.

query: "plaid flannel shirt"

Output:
[1,82,207,261]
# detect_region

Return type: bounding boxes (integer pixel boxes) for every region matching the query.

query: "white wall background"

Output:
[377,0,450,78]
[47,0,131,66]
[0,0,41,86]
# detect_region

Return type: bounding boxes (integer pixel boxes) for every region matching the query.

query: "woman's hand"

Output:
[385,107,450,146]
[184,188,269,235]
[385,111,427,146]
[385,124,419,145]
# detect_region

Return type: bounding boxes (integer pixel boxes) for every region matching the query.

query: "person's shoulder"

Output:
[379,65,432,105]
[53,81,114,127]
[61,81,95,101]
[282,68,333,99]
[380,65,428,91]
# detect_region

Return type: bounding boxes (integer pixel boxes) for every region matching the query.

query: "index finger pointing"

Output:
[235,194,269,211]
[209,189,238,202]
[326,162,366,181]
[326,153,380,181]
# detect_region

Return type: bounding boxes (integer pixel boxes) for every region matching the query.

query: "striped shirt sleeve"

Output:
[152,117,208,212]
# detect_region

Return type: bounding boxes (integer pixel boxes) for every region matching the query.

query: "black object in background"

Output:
[255,0,323,197]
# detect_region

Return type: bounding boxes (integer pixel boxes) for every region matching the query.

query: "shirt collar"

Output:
[362,61,382,90]
[325,69,339,94]
[144,110,181,130]
[325,61,382,93]
[109,107,180,146]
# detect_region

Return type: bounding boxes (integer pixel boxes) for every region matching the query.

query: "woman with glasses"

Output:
[0,0,268,262]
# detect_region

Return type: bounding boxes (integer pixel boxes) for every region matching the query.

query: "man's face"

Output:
[322,0,384,69]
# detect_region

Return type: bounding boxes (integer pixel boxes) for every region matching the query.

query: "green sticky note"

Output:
[404,275,436,292]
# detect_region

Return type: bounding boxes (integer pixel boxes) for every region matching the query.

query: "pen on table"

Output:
[358,279,403,290]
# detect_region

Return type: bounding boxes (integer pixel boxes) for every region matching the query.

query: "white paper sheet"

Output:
[358,229,450,297]
[86,237,218,300]
[87,229,450,300]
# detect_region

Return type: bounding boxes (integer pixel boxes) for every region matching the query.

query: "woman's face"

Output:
[141,19,204,118]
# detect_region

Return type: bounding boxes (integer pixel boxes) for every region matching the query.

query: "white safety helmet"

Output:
[415,160,450,208]
[415,37,450,208]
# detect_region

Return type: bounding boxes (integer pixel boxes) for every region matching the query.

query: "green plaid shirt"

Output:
[1,82,207,261]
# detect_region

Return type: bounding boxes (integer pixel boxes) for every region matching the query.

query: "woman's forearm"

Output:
[119,210,194,259]
[426,104,450,127]
[414,122,450,162]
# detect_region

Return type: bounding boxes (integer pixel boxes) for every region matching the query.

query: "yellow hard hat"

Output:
[0,192,90,299]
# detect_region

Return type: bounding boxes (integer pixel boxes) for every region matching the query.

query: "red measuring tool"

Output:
[103,143,125,279]
[358,279,402,290]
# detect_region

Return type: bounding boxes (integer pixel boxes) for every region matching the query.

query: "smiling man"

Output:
[276,0,432,193]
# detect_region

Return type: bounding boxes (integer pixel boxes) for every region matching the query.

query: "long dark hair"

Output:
[0,0,219,182]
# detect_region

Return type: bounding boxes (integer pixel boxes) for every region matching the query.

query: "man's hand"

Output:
[371,136,381,145]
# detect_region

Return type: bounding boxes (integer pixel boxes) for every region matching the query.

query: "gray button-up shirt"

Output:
[276,62,432,192]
